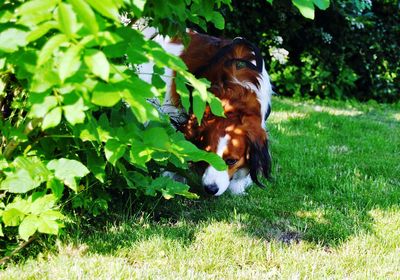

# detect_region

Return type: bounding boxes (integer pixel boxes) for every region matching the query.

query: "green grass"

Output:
[2,97,400,279]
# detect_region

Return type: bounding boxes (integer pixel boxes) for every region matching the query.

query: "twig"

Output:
[0,235,37,266]
[3,119,40,159]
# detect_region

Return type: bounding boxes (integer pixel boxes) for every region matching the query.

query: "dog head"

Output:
[181,86,272,195]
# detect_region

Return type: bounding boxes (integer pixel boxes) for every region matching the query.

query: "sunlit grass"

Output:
[1,97,400,279]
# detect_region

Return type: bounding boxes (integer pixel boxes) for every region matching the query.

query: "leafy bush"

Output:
[220,0,400,102]
[0,0,232,256]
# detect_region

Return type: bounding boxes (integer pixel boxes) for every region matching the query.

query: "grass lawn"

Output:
[1,97,400,279]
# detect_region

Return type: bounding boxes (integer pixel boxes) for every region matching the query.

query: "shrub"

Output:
[0,0,230,257]
[220,0,400,102]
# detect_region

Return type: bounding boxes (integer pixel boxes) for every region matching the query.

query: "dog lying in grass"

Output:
[139,27,273,196]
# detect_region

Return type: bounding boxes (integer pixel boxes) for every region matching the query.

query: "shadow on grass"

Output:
[71,99,400,255]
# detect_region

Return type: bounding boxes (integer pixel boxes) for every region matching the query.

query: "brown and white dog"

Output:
[139,29,273,196]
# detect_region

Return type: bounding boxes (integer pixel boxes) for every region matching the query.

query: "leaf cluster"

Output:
[0,0,229,255]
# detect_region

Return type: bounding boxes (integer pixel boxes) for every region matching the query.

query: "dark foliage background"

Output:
[213,0,400,102]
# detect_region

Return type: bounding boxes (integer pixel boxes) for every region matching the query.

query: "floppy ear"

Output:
[248,137,272,188]
[243,115,272,188]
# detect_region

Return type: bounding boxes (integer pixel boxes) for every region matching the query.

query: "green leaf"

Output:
[182,74,209,106]
[134,0,147,12]
[147,41,187,71]
[68,0,99,34]
[207,93,225,117]
[0,155,8,170]
[40,210,64,221]
[47,178,64,200]
[151,65,166,89]
[84,49,110,81]
[16,0,55,14]
[123,93,160,123]
[30,194,56,215]
[29,95,58,118]
[0,169,39,193]
[2,208,25,226]
[57,3,78,38]
[75,118,101,142]
[126,45,148,64]
[26,21,58,43]
[104,139,126,166]
[192,89,206,124]
[143,127,170,150]
[120,79,159,123]
[175,74,190,112]
[85,0,120,21]
[87,150,106,183]
[129,144,152,168]
[13,156,51,184]
[37,34,68,66]
[63,96,86,125]
[4,197,31,214]
[292,0,315,19]
[42,106,62,130]
[131,0,147,17]
[97,113,112,142]
[146,176,198,199]
[172,140,227,171]
[0,223,3,237]
[16,0,57,25]
[19,215,39,241]
[47,159,90,192]
[0,9,13,24]
[0,28,28,53]
[31,62,60,93]
[58,44,82,83]
[91,82,122,107]
[313,0,330,10]
[37,216,59,235]
[211,11,225,30]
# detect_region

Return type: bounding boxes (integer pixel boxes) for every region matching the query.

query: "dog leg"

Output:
[228,174,252,195]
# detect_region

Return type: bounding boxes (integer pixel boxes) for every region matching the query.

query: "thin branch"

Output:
[3,119,40,159]
[0,235,37,266]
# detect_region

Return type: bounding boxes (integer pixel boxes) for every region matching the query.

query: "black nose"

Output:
[204,184,218,195]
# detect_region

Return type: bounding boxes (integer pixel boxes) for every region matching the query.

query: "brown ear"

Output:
[241,115,272,187]
[241,115,266,143]
[222,43,262,86]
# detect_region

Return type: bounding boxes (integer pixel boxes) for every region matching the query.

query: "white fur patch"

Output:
[135,24,185,124]
[137,27,184,100]
[231,60,272,128]
[202,135,230,196]
[229,176,252,195]
[228,169,252,195]
[258,63,273,127]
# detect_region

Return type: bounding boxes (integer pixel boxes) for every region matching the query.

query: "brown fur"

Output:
[173,32,268,180]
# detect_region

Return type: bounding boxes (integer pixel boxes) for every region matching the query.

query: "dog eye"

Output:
[225,158,238,166]
[235,60,247,70]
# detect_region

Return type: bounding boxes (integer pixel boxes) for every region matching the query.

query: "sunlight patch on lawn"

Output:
[393,113,400,121]
[296,209,329,224]
[55,242,89,257]
[269,111,308,123]
[328,145,350,155]
[313,105,363,116]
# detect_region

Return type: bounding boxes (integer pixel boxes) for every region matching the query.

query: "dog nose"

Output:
[204,183,218,195]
